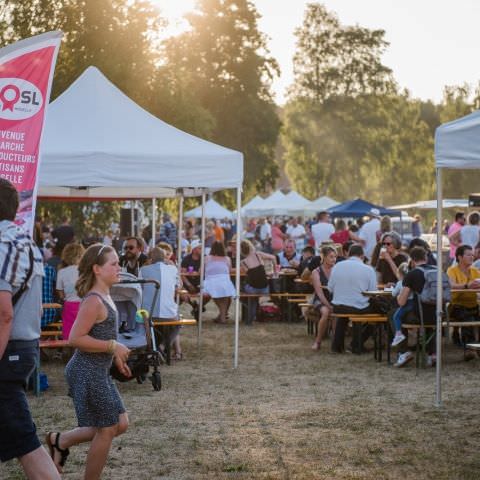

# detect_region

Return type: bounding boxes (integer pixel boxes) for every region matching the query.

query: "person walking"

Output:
[46,244,131,478]
[0,179,60,479]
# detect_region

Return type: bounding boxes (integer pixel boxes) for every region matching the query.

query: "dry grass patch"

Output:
[3,308,480,479]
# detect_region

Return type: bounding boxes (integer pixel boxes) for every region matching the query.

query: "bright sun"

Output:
[150,0,196,34]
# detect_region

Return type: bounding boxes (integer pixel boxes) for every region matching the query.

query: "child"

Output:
[56,242,84,340]
[391,262,413,347]
[46,244,131,478]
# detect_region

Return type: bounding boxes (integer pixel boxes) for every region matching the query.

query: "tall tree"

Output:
[160,0,281,197]
[289,2,395,103]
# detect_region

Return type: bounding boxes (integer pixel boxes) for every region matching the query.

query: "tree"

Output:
[289,3,395,103]
[160,0,281,197]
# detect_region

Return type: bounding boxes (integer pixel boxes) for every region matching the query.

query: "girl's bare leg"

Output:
[84,413,128,480]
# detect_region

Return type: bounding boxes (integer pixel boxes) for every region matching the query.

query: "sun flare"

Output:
[150,0,196,34]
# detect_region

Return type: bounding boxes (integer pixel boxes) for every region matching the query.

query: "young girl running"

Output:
[46,244,131,479]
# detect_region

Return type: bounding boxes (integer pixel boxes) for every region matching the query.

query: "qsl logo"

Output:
[0,78,43,121]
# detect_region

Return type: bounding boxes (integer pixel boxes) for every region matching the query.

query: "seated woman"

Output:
[311,246,337,351]
[240,239,277,325]
[203,241,236,324]
[140,247,183,359]
[375,231,408,286]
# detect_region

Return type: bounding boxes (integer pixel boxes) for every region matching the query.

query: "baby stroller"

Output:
[110,272,163,391]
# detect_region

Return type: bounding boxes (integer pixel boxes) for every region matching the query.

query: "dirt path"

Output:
[4,316,480,479]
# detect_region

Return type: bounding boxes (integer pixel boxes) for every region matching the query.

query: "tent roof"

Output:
[390,199,468,210]
[435,109,480,169]
[184,198,233,219]
[38,67,243,199]
[284,191,310,206]
[328,198,401,218]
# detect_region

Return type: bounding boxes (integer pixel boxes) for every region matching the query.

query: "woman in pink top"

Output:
[203,241,236,323]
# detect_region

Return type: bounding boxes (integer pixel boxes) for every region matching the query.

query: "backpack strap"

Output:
[11,247,34,306]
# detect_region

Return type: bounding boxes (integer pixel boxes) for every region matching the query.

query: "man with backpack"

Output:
[394,246,451,367]
[0,179,60,478]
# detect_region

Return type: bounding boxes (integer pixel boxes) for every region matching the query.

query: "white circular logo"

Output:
[0,78,43,120]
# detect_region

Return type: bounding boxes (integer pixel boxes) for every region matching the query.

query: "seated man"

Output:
[328,244,377,353]
[180,239,210,318]
[447,244,480,360]
[140,247,183,359]
[277,239,301,268]
[119,236,147,276]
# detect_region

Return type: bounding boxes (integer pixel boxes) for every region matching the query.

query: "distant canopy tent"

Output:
[327,198,401,218]
[37,66,244,368]
[390,199,468,210]
[241,194,266,217]
[249,189,287,216]
[433,109,480,406]
[184,198,233,219]
[290,195,339,217]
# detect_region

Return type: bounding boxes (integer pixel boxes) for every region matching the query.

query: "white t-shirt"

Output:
[460,225,480,248]
[311,222,335,248]
[56,265,81,302]
[259,222,272,241]
[287,224,306,251]
[359,218,380,259]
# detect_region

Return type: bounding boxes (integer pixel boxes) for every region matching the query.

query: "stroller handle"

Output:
[116,279,160,289]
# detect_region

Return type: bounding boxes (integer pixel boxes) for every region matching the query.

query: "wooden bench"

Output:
[153,319,197,365]
[40,330,63,338]
[330,313,390,362]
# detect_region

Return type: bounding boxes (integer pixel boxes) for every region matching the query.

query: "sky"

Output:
[155,0,480,105]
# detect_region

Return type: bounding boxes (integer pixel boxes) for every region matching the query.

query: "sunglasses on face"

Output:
[382,242,392,246]
[126,245,136,250]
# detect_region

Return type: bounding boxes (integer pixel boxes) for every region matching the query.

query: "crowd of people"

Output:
[4,169,480,479]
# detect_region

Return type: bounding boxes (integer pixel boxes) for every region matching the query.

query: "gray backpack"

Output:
[417,265,451,305]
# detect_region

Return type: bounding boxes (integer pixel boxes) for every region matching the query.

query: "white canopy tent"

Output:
[185,198,233,219]
[390,199,468,210]
[38,66,244,367]
[434,109,480,406]
[241,194,266,217]
[248,189,287,216]
[290,195,339,217]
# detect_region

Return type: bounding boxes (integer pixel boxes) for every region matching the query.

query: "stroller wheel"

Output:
[152,371,162,391]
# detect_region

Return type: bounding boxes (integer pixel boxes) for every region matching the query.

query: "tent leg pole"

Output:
[234,187,242,369]
[130,200,135,236]
[176,192,184,307]
[197,191,207,349]
[151,197,156,247]
[435,167,443,408]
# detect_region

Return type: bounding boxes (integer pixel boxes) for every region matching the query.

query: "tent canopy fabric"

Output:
[284,191,310,205]
[390,199,468,210]
[328,198,401,218]
[435,109,480,169]
[38,67,243,199]
[241,195,266,217]
[184,198,233,220]
[290,195,339,217]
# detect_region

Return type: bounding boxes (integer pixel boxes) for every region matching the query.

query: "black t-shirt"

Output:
[403,266,436,324]
[376,253,408,285]
[181,254,201,287]
[52,225,74,246]
[119,252,147,276]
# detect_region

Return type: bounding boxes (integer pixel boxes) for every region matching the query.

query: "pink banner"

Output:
[0,31,62,234]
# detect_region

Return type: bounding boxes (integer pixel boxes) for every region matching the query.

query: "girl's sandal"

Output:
[46,432,70,472]
[311,341,321,351]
